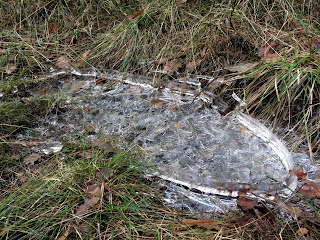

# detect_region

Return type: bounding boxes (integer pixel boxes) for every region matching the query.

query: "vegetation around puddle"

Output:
[1,0,320,239]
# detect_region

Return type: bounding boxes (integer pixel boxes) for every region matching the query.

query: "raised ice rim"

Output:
[159,111,297,197]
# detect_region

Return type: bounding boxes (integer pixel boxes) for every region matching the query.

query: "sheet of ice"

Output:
[30,69,297,200]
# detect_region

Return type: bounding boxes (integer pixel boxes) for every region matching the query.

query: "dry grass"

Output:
[1,1,319,153]
[1,0,320,238]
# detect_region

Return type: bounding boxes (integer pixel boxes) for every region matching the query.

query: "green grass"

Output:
[0,142,172,239]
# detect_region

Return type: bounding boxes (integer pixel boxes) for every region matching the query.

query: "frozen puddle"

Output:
[30,69,298,211]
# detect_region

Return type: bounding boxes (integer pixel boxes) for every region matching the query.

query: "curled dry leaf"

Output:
[56,56,71,69]
[23,153,43,166]
[5,64,17,74]
[293,167,308,180]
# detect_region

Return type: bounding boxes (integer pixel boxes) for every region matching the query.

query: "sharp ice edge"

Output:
[236,111,297,194]
[159,174,239,197]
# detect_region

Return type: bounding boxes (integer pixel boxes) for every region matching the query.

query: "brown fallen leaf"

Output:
[169,104,177,110]
[150,99,167,108]
[163,59,182,71]
[184,219,221,231]
[56,56,71,69]
[87,184,103,198]
[258,43,281,62]
[95,167,114,180]
[5,64,17,74]
[75,51,90,67]
[127,9,142,20]
[293,167,308,180]
[296,227,308,236]
[57,231,69,240]
[237,196,258,211]
[70,82,87,92]
[75,197,100,217]
[200,47,207,58]
[310,37,320,51]
[48,23,57,34]
[79,222,90,233]
[127,85,143,93]
[185,59,201,72]
[23,153,43,166]
[297,181,320,198]
[91,140,118,153]
[78,151,93,159]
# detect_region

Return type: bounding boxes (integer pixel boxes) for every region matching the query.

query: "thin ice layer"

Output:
[37,70,297,197]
